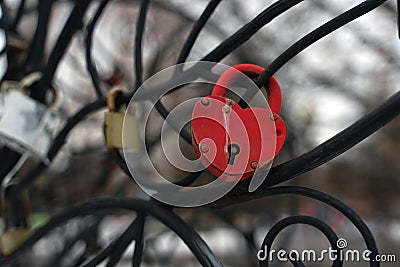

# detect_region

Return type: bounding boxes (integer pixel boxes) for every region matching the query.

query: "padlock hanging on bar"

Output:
[104,87,141,150]
[191,64,286,181]
[0,181,32,256]
[0,73,65,163]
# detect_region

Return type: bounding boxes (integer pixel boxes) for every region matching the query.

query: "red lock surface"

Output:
[191,64,286,181]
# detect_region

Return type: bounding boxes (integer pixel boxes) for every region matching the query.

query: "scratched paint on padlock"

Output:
[222,103,230,155]
[192,97,247,178]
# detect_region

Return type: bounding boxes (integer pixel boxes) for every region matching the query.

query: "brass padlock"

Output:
[104,87,140,149]
[0,182,32,256]
[1,229,32,256]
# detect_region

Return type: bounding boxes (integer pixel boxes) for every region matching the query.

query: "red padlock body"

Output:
[191,96,286,181]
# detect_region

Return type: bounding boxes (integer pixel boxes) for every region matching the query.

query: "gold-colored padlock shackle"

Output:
[19,72,63,110]
[107,86,127,112]
[107,86,137,114]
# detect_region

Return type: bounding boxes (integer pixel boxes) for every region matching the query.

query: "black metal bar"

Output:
[24,0,52,74]
[34,0,92,102]
[131,213,145,267]
[239,0,389,107]
[105,216,144,267]
[202,0,304,62]
[153,0,221,142]
[44,222,99,267]
[109,149,202,188]
[85,0,111,98]
[11,0,25,32]
[177,0,221,64]
[397,0,400,38]
[134,0,150,91]
[256,0,388,86]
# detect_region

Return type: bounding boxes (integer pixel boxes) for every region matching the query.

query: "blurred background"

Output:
[0,0,399,266]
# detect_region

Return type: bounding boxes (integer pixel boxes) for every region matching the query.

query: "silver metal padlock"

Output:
[0,75,64,162]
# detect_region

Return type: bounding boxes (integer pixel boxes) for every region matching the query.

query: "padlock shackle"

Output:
[107,86,126,112]
[19,72,63,110]
[211,64,282,114]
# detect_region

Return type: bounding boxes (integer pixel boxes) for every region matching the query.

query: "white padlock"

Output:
[0,75,64,162]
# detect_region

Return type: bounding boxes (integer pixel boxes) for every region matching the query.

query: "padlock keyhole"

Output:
[227,144,241,165]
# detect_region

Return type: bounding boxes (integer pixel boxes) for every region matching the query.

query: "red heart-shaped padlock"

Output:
[191,64,286,181]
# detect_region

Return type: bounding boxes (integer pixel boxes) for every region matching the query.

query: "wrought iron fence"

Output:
[0,0,399,266]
